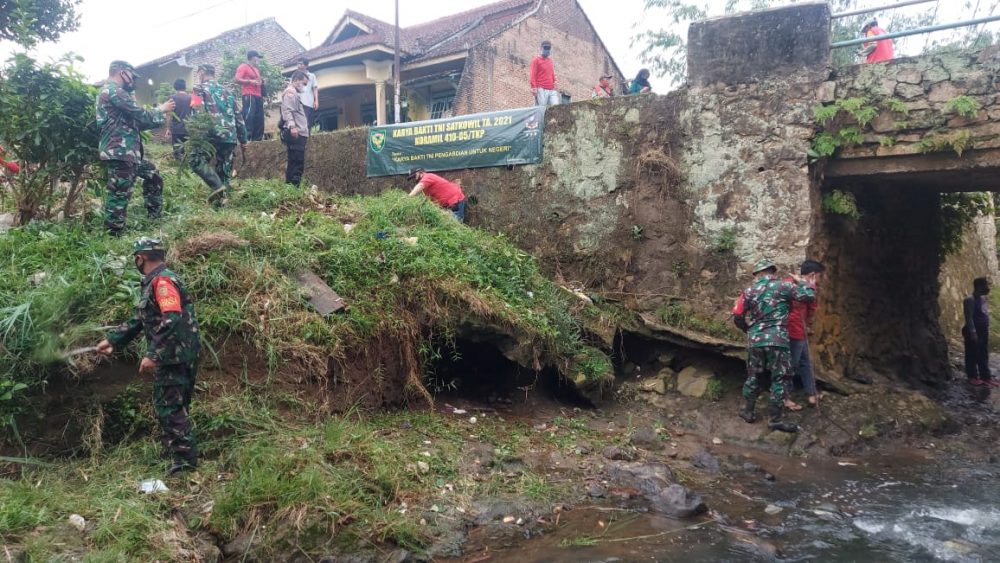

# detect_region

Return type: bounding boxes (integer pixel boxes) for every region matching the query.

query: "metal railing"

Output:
[831,0,936,20]
[831,13,1000,48]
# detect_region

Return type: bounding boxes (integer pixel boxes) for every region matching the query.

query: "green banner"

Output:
[366,107,545,177]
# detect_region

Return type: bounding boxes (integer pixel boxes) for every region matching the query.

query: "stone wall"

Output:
[823,47,1000,170]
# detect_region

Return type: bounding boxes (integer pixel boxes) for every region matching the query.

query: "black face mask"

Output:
[134,256,145,275]
[121,72,136,92]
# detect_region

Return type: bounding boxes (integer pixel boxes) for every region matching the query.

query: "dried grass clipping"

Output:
[172,232,249,260]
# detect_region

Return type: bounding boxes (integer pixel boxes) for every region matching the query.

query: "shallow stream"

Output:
[473,452,1000,562]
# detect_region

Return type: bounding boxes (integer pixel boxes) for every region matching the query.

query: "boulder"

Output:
[602,445,636,461]
[607,461,707,518]
[629,426,663,450]
[640,377,666,395]
[691,449,721,474]
[652,484,708,518]
[676,366,712,398]
[607,461,675,496]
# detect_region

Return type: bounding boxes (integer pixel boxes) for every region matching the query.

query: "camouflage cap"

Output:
[109,60,139,77]
[752,257,777,274]
[197,63,215,74]
[133,237,165,254]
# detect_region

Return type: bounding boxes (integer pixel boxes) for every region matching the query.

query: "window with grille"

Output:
[430,94,455,119]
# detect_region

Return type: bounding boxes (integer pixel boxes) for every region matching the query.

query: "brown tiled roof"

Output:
[138,18,305,71]
[296,0,537,64]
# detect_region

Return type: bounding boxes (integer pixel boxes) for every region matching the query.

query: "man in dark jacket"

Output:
[97,237,201,475]
[165,78,192,161]
[963,277,995,387]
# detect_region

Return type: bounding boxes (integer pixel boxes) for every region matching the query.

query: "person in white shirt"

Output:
[296,58,319,131]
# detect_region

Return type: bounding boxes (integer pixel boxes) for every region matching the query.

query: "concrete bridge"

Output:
[242,1,1000,387]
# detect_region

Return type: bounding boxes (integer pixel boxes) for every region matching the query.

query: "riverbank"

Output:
[4,347,998,561]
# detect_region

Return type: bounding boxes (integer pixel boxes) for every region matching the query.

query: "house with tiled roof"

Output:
[289,0,623,130]
[133,18,304,105]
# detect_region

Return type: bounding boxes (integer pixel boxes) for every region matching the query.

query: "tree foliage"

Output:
[635,0,1000,88]
[0,54,98,224]
[0,0,80,47]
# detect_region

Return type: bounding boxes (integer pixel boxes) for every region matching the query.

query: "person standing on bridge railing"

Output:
[859,18,894,64]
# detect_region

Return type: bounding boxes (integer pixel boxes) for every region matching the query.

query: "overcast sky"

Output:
[1,0,997,91]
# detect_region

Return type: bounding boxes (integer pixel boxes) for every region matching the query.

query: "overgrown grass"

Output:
[655,302,742,341]
[0,165,613,408]
[0,386,593,559]
[0,159,622,557]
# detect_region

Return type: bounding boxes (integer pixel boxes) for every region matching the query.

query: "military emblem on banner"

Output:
[369,129,387,153]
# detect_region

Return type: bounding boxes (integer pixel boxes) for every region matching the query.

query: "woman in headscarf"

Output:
[628,68,652,95]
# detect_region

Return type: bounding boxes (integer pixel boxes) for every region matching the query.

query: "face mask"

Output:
[134,256,145,274]
[121,73,136,92]
[542,48,551,56]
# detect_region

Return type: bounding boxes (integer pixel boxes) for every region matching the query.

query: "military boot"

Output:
[739,396,757,423]
[167,457,198,476]
[767,405,799,433]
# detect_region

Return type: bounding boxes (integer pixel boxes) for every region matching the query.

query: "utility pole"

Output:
[394,0,401,124]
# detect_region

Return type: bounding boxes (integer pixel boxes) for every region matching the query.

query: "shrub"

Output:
[0,53,98,224]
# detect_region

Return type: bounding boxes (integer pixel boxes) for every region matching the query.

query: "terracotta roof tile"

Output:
[296,0,536,65]
[138,18,305,71]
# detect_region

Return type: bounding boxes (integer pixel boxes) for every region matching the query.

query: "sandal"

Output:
[784,399,804,412]
[807,395,819,408]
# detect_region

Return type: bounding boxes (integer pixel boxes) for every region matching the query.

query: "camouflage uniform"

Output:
[733,260,815,416]
[191,70,247,203]
[96,62,166,235]
[107,239,201,468]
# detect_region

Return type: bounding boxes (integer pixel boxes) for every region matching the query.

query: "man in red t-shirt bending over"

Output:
[407,167,466,222]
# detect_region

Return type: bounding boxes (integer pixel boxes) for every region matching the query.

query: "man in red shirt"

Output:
[860,19,894,64]
[407,167,466,222]
[784,260,825,408]
[234,50,265,141]
[530,40,559,107]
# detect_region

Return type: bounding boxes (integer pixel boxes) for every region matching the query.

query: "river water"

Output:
[478,451,1000,562]
[466,374,1000,563]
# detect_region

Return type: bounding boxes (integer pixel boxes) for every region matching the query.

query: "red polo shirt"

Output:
[419,173,465,208]
[865,27,894,63]
[235,63,262,97]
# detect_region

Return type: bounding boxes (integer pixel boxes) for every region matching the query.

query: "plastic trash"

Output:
[138,479,169,494]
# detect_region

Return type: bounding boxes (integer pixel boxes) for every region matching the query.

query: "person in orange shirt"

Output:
[859,19,894,63]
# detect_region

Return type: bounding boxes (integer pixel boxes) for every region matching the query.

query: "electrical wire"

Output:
[153,0,242,28]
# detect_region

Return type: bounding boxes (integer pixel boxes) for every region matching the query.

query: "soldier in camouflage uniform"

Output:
[731,258,815,433]
[190,64,248,205]
[96,61,176,236]
[97,238,201,475]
